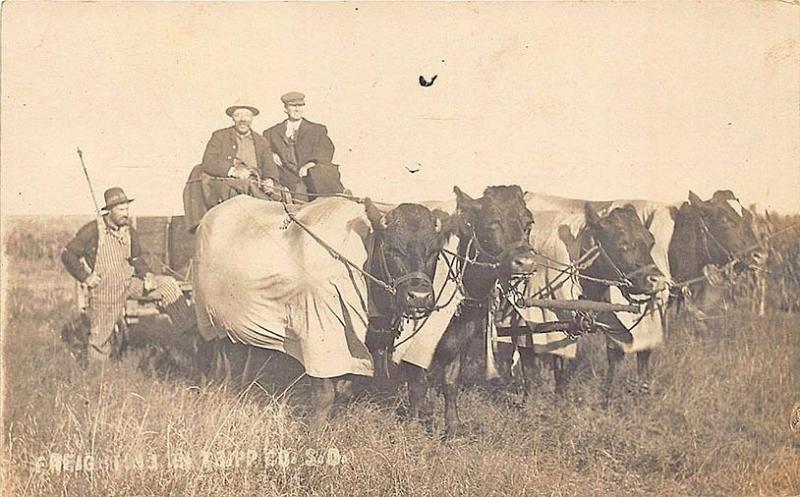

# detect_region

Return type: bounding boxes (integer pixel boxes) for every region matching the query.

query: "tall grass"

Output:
[2,218,799,496]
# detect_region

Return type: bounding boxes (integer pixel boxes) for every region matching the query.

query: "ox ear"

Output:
[454,186,479,216]
[558,225,580,262]
[363,198,387,231]
[669,205,680,220]
[432,209,456,237]
[584,202,602,228]
[643,209,656,230]
[688,190,704,207]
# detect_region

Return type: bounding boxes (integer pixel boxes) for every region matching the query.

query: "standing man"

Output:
[184,101,281,230]
[263,92,345,201]
[62,187,191,361]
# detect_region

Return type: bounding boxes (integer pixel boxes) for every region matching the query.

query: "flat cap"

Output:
[280,92,306,106]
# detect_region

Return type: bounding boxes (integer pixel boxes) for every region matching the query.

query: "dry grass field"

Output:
[2,217,799,496]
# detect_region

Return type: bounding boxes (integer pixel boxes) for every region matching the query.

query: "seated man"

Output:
[184,101,282,230]
[263,92,346,202]
[62,187,193,362]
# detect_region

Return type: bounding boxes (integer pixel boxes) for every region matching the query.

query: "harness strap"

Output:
[281,203,397,295]
[697,215,734,263]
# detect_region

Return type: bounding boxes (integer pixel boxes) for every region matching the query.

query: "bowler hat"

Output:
[225,99,260,117]
[101,187,134,211]
[280,92,306,106]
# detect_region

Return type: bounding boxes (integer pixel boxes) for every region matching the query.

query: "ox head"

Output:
[681,190,766,269]
[454,185,537,277]
[585,203,668,295]
[364,198,453,318]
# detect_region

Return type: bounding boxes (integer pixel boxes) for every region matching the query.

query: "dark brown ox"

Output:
[305,198,455,425]
[578,204,669,399]
[197,198,453,427]
[669,190,766,324]
[363,200,454,382]
[403,185,537,437]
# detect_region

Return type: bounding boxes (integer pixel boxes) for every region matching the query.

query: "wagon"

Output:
[72,209,645,341]
[74,215,196,327]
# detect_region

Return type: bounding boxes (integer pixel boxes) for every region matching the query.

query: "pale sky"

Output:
[2,2,798,216]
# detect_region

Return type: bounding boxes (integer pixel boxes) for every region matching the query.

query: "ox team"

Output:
[64,92,344,362]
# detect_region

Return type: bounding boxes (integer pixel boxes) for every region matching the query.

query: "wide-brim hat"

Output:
[101,187,134,211]
[225,99,260,117]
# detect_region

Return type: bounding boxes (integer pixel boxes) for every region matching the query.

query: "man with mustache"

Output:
[62,187,191,361]
[184,100,282,230]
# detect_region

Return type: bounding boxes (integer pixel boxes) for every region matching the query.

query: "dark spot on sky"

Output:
[419,75,438,87]
[728,122,732,125]
[355,7,358,11]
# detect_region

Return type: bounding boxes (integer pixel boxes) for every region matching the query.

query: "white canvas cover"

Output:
[193,196,374,378]
[516,193,676,356]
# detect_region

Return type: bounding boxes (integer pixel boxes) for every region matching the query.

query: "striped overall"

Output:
[87,223,134,360]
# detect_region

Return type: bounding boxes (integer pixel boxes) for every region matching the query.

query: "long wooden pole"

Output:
[521,297,640,313]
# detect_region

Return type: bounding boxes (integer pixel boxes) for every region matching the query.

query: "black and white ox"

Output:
[506,189,765,401]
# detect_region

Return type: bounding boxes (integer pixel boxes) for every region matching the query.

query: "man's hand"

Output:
[143,272,157,292]
[229,164,253,180]
[298,162,316,177]
[702,264,725,286]
[84,273,101,289]
[272,153,283,167]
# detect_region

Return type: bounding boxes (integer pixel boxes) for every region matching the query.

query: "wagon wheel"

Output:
[791,402,800,434]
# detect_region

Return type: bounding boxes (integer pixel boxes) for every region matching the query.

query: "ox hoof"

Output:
[443,421,480,441]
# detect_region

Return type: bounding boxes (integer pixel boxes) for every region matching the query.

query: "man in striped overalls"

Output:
[62,187,191,361]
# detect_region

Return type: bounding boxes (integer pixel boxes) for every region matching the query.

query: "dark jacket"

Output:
[201,126,279,181]
[61,217,151,283]
[263,119,335,189]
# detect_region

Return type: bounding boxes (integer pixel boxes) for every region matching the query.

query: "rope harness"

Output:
[277,198,467,354]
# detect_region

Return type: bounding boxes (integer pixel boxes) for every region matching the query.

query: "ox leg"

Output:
[310,377,336,428]
[212,340,224,382]
[212,340,232,385]
[443,317,483,438]
[433,322,463,437]
[192,337,214,384]
[516,347,541,400]
[636,350,652,394]
[442,354,463,438]
[404,363,433,432]
[241,347,253,387]
[553,355,567,397]
[493,341,515,388]
[604,344,624,408]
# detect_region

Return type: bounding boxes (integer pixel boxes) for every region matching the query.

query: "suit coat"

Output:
[263,119,335,189]
[201,126,279,181]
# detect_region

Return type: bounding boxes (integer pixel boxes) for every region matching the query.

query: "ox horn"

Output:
[688,190,704,206]
[364,197,388,230]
